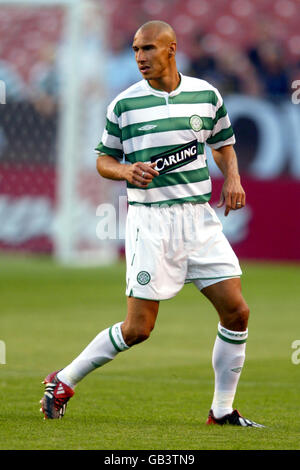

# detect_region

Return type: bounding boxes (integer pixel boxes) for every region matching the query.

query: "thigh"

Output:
[125,204,187,300]
[125,297,159,328]
[186,203,242,282]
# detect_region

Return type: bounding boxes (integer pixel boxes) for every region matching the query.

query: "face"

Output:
[132,29,175,80]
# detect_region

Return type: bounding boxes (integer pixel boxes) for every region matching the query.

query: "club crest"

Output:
[189,115,203,131]
[137,271,151,285]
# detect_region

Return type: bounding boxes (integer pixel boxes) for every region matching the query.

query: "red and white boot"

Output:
[40,370,74,419]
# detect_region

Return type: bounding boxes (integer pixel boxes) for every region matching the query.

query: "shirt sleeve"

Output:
[206,88,236,149]
[95,101,124,161]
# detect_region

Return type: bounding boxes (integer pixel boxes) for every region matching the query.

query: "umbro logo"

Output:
[138,124,157,131]
[231,367,242,373]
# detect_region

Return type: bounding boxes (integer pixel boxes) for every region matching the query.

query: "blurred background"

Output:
[0,0,300,264]
[1,1,300,449]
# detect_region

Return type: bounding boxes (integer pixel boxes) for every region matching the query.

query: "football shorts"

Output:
[125,202,242,301]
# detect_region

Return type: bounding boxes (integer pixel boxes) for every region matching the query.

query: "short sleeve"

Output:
[206,88,236,149]
[95,101,124,161]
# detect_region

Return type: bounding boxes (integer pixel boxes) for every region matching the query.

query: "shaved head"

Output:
[132,20,179,92]
[135,20,177,44]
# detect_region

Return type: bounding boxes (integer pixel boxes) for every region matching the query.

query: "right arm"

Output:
[96,154,159,188]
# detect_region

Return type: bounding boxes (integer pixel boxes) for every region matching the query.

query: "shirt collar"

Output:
[143,72,183,97]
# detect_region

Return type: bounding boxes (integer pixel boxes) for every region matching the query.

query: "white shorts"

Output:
[125,202,242,301]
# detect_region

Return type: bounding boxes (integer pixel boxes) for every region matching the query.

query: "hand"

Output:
[125,162,159,188]
[217,176,246,216]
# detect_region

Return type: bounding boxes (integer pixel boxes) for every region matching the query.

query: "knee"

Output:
[222,301,250,331]
[122,321,154,347]
[235,302,250,330]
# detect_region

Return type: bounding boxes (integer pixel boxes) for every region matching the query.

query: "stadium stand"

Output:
[0,0,299,257]
[0,0,299,94]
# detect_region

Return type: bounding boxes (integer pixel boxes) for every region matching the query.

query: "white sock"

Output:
[211,322,248,419]
[57,322,129,388]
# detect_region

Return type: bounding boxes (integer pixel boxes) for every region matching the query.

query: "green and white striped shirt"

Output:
[95,74,235,206]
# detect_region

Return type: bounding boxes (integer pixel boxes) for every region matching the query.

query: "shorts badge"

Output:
[137,271,151,285]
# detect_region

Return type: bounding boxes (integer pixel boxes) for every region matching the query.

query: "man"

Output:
[40,21,264,427]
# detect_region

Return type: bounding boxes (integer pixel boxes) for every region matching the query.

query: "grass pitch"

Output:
[1,254,300,450]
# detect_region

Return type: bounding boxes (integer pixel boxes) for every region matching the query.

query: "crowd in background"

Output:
[105,28,297,101]
[0,32,296,105]
[0,3,299,114]
[0,1,299,257]
[187,34,294,99]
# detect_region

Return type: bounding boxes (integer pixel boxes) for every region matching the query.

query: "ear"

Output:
[168,42,176,57]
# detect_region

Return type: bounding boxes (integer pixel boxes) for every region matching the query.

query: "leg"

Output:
[56,297,159,388]
[201,277,249,331]
[41,297,159,419]
[122,297,160,346]
[202,278,249,419]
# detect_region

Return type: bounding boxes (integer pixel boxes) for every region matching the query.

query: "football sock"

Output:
[211,322,248,419]
[57,322,129,388]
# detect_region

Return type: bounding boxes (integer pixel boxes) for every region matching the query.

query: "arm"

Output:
[211,145,246,216]
[96,154,159,188]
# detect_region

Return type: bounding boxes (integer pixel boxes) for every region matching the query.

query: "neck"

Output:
[148,71,181,93]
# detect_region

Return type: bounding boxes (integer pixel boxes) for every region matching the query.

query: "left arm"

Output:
[211,145,246,217]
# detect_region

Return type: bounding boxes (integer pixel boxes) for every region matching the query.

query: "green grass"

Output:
[1,254,300,450]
